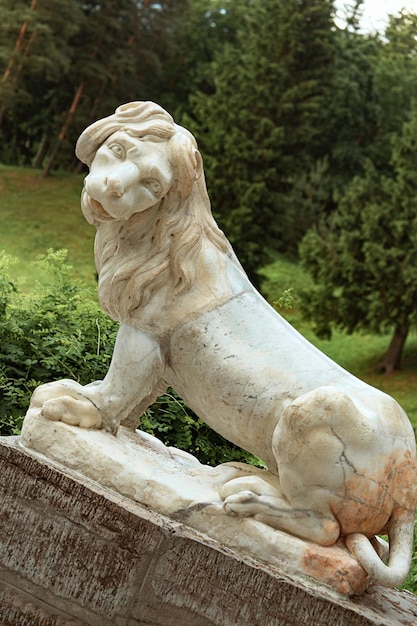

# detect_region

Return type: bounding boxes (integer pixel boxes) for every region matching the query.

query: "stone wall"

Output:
[1,436,417,626]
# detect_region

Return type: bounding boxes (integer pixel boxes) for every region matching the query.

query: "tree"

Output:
[370,11,417,169]
[289,11,385,232]
[0,0,84,164]
[159,0,248,116]
[185,0,338,283]
[0,0,39,122]
[299,106,417,373]
[0,0,190,170]
[320,30,381,185]
[42,0,160,175]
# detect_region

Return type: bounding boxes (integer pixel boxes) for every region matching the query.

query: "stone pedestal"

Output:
[1,436,417,626]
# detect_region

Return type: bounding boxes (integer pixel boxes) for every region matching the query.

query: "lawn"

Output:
[0,164,96,285]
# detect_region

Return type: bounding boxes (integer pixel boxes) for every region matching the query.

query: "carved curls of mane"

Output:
[76,102,231,321]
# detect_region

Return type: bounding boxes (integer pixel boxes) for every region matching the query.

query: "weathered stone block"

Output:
[1,436,417,625]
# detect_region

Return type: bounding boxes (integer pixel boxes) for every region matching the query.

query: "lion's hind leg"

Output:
[220,474,340,545]
[221,386,383,545]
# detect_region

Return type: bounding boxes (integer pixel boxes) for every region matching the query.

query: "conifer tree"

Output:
[299,106,417,373]
[187,0,336,282]
[0,0,83,164]
[0,0,188,169]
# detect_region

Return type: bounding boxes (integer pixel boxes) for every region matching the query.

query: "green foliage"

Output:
[0,0,189,169]
[184,3,417,286]
[0,249,118,434]
[370,12,417,169]
[299,105,417,371]
[322,30,381,184]
[142,390,264,468]
[0,0,85,165]
[186,0,337,282]
[1,1,417,286]
[273,288,294,311]
[159,0,247,116]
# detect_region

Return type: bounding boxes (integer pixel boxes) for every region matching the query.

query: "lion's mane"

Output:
[76,102,232,322]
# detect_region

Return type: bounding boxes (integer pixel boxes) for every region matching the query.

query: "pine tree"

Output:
[0,0,83,164]
[371,11,417,168]
[299,106,417,373]
[186,0,337,282]
[0,0,189,169]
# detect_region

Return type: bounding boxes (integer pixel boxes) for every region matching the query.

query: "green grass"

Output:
[0,164,96,286]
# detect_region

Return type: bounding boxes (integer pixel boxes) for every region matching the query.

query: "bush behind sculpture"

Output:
[0,250,117,435]
[0,249,260,467]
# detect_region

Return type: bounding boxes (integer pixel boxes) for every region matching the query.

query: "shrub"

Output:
[141,391,264,467]
[0,250,118,434]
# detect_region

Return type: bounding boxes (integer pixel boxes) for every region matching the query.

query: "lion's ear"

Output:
[194,150,203,181]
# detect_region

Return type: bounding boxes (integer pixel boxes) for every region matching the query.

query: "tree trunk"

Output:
[15,31,37,78]
[32,133,50,169]
[2,0,37,82]
[42,79,86,178]
[374,322,409,374]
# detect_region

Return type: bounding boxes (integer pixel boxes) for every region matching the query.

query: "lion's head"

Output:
[76,101,231,322]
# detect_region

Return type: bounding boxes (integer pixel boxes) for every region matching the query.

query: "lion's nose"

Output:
[105,162,139,197]
[104,176,123,197]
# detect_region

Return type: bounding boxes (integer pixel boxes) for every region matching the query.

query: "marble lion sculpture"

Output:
[30,101,417,588]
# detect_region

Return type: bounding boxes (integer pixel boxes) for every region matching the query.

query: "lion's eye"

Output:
[108,143,125,159]
[146,179,162,195]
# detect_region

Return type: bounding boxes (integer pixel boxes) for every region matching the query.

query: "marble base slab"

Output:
[20,407,370,597]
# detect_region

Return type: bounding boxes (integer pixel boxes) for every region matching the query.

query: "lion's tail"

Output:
[346,517,414,587]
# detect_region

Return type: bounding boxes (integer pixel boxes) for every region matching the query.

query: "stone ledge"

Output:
[1,436,417,626]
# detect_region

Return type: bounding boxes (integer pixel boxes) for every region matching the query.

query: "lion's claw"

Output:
[225,490,257,504]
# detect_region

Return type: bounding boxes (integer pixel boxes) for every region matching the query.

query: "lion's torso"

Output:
[165,287,407,468]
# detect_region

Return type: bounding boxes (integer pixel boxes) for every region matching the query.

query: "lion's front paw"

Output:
[41,396,102,428]
[30,380,102,429]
